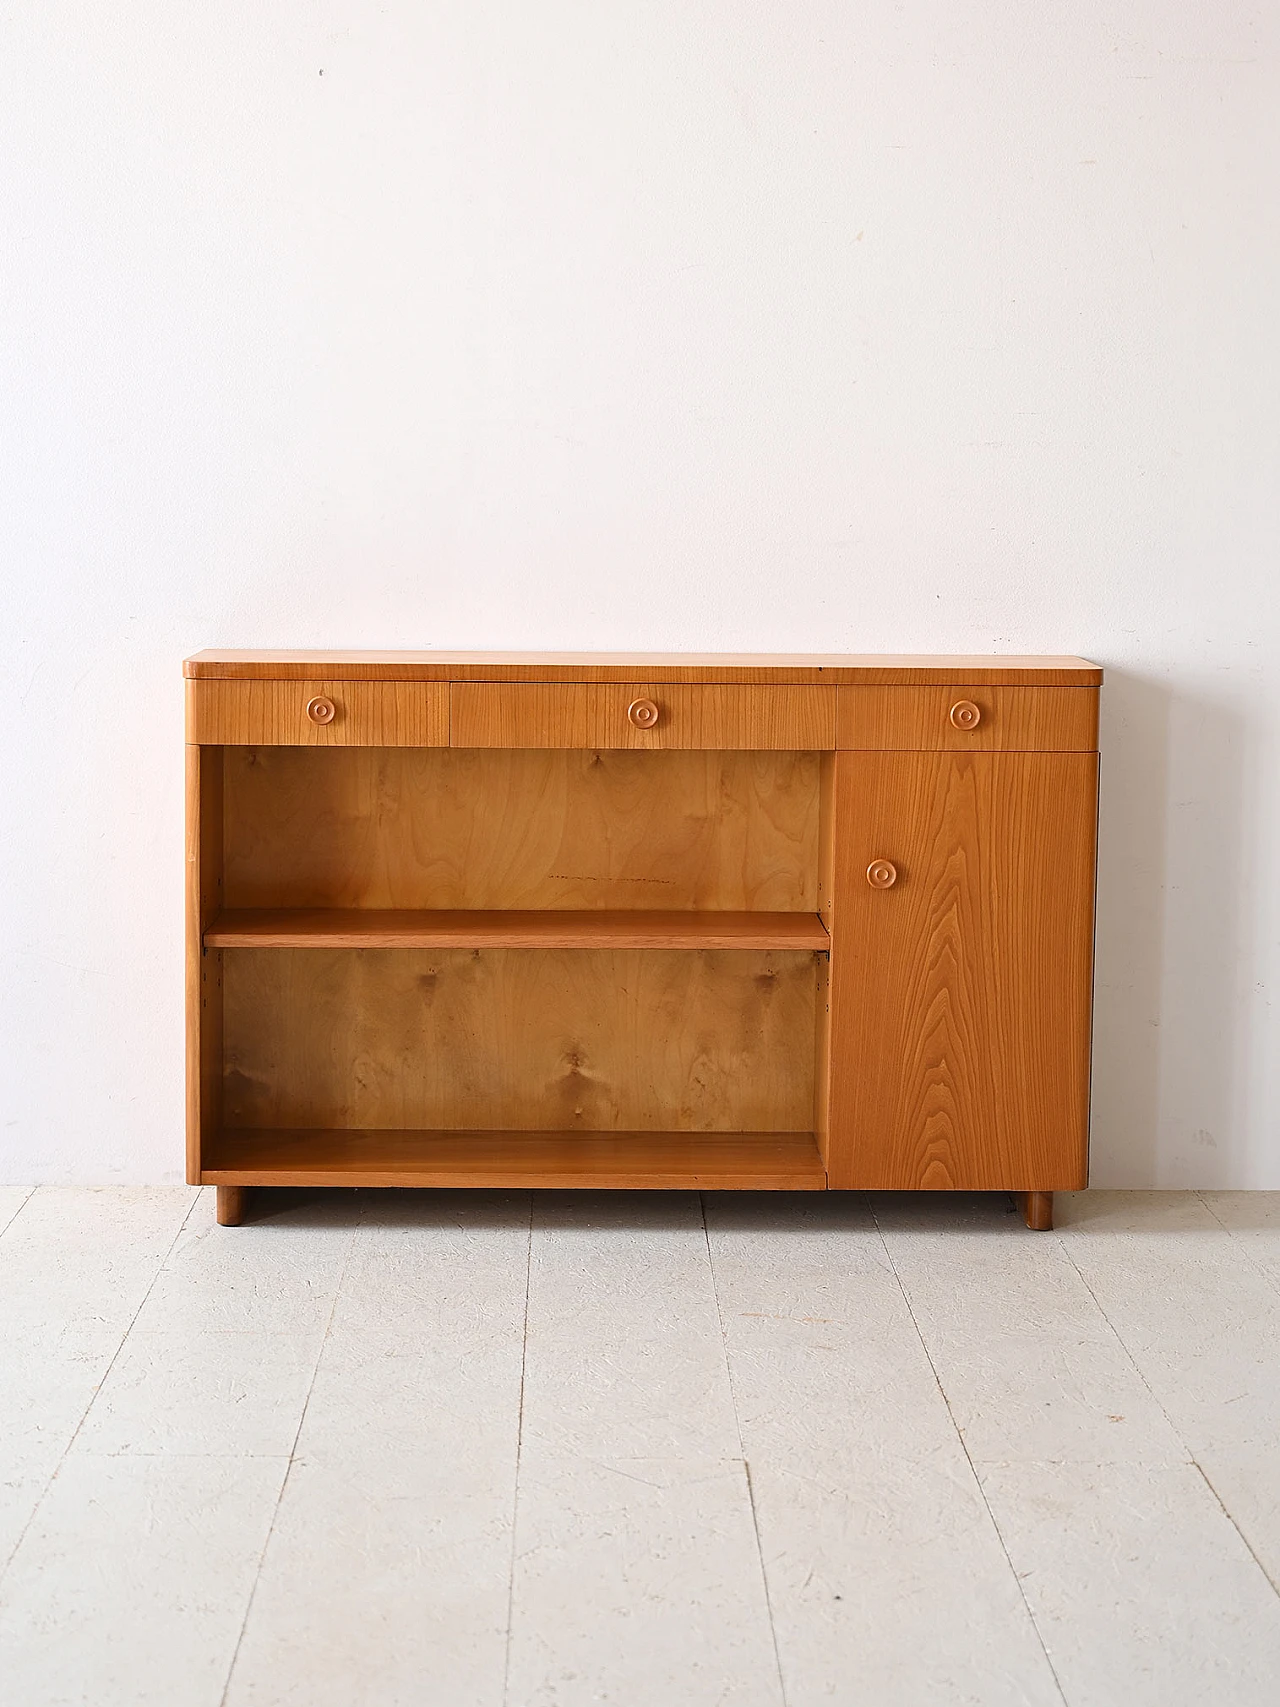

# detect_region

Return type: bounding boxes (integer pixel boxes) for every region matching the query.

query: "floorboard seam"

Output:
[500,1193,534,1707]
[1058,1227,1280,1608]
[1055,1233,1193,1444]
[701,1194,789,1707]
[0,1187,200,1589]
[867,1198,1070,1707]
[216,1206,358,1707]
[1194,1192,1280,1302]
[0,1186,36,1242]
[1192,1462,1280,1600]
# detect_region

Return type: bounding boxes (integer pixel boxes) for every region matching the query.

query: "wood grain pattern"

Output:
[451,683,836,750]
[185,651,1104,686]
[185,746,223,1185]
[186,680,448,746]
[205,908,829,951]
[823,751,1098,1191]
[222,947,819,1134]
[222,747,820,912]
[837,687,1099,752]
[202,1129,826,1189]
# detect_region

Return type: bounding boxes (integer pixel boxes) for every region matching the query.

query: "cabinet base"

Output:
[207,1177,1059,1232]
[1016,1190,1054,1231]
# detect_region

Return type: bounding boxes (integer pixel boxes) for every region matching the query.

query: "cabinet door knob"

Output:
[867,859,898,889]
[627,697,660,729]
[950,699,981,730]
[306,695,337,725]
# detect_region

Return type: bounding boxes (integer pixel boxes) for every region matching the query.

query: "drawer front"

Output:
[836,686,1098,752]
[186,680,448,746]
[451,684,836,749]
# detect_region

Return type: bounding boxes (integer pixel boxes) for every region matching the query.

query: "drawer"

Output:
[451,683,836,750]
[186,680,448,746]
[836,686,1098,751]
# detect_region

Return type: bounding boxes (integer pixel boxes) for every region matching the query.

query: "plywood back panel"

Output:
[222,747,820,912]
[222,947,818,1133]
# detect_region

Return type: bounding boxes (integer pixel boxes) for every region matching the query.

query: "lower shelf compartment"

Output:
[203,1129,827,1190]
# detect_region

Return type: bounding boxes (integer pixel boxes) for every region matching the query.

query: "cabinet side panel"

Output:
[825,752,1097,1190]
[186,745,224,1182]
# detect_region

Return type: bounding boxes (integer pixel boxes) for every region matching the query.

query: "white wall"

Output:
[2,3,1277,1185]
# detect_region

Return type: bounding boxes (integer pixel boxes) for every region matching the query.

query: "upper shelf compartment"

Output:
[220,747,822,914]
[205,909,830,951]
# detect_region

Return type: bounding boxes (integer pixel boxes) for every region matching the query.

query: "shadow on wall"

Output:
[1090,670,1251,1187]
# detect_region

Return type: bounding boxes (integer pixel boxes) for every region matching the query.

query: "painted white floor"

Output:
[1,1188,1279,1706]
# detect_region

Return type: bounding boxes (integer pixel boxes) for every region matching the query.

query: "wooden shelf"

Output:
[204,908,830,952]
[203,1129,827,1190]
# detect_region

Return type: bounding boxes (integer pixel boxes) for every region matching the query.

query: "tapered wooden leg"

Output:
[216,1185,248,1227]
[1016,1190,1053,1231]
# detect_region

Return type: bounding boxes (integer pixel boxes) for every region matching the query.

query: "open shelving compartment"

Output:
[190,745,833,1193]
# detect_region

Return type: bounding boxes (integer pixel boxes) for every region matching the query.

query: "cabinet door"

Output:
[822,751,1098,1190]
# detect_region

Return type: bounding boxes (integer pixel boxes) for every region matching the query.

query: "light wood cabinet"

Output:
[186,652,1100,1229]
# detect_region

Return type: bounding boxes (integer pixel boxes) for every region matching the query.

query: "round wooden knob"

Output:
[950,699,981,730]
[306,695,336,725]
[627,697,660,729]
[867,859,898,890]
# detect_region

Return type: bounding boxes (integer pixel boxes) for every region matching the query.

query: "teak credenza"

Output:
[185,652,1101,1230]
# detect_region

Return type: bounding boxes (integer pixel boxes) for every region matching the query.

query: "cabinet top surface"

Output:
[185,651,1102,686]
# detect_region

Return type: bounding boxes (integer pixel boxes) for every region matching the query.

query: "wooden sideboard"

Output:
[185,652,1101,1229]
